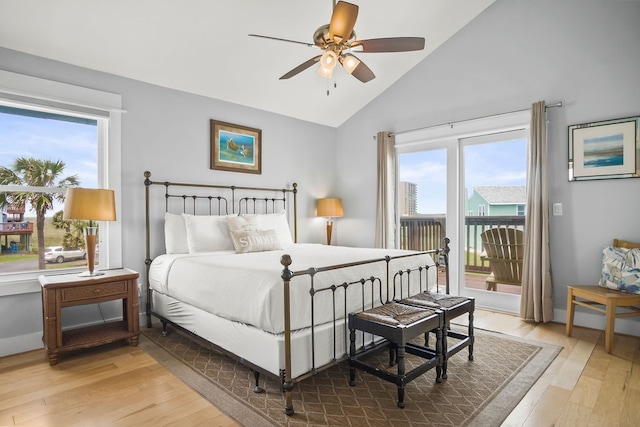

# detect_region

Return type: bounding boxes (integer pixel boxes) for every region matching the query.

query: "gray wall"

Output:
[1,0,640,355]
[0,47,336,355]
[334,0,640,330]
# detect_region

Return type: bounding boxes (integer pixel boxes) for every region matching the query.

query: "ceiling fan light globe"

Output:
[317,64,334,79]
[340,54,360,74]
[320,51,338,70]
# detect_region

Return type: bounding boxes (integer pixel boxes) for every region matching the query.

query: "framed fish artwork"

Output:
[211,119,262,174]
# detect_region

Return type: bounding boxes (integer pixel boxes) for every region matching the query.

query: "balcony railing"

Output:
[0,222,34,234]
[399,215,526,273]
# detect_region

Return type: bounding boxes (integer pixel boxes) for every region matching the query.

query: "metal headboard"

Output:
[143,170,298,325]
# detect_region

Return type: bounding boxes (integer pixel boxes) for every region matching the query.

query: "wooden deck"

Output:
[436,270,523,295]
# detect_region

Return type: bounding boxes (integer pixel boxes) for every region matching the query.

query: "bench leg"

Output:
[566,287,575,337]
[435,327,443,383]
[389,344,396,366]
[349,328,357,386]
[468,310,474,361]
[396,345,406,408]
[605,302,615,354]
[441,324,448,379]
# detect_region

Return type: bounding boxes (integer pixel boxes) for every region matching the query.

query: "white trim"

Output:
[0,332,43,357]
[0,71,123,292]
[395,109,530,311]
[0,185,66,194]
[395,110,530,147]
[555,307,640,338]
[0,70,124,113]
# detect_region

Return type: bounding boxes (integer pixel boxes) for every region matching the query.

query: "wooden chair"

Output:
[566,239,640,353]
[480,227,524,291]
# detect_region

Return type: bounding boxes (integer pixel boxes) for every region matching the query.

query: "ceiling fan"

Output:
[249,1,425,83]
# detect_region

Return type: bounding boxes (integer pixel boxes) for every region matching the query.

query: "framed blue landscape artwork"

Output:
[211,120,262,174]
[569,116,640,181]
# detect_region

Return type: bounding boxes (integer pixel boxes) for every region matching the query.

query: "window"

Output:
[396,110,529,313]
[0,70,122,290]
[517,204,525,216]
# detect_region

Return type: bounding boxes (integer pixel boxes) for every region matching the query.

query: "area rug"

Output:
[139,324,561,427]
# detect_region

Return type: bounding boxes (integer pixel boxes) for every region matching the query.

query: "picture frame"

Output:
[210,120,262,174]
[568,115,640,181]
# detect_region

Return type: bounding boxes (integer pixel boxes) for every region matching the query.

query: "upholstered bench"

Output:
[399,292,475,379]
[348,302,443,408]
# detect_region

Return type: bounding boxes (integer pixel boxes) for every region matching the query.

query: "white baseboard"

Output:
[3,309,636,359]
[0,332,43,358]
[1,314,151,358]
[554,307,640,338]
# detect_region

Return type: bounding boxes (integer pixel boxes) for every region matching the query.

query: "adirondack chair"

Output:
[480,227,524,291]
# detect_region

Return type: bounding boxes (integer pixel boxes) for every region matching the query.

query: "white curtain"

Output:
[375,131,395,249]
[520,101,554,322]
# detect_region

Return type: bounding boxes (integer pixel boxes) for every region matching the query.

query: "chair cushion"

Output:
[600,246,640,294]
[355,302,437,326]
[401,292,471,309]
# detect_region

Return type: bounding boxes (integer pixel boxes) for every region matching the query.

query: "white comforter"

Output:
[149,244,435,334]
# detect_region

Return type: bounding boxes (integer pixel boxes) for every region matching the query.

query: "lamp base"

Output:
[78,270,105,277]
[83,227,100,277]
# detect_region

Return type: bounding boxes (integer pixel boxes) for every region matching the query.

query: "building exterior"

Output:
[399,182,417,216]
[466,186,526,217]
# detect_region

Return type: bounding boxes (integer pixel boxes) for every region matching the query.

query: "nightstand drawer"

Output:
[61,281,128,302]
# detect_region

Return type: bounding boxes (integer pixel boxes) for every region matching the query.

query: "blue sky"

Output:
[399,138,527,214]
[0,110,97,215]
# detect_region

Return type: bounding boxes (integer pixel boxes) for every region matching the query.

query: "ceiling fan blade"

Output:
[279,55,322,79]
[351,37,425,53]
[349,59,375,83]
[329,1,358,43]
[248,33,315,48]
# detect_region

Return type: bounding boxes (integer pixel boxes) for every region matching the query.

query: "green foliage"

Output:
[52,210,86,249]
[0,157,80,269]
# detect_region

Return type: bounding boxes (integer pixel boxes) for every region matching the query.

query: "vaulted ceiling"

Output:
[0,1,495,127]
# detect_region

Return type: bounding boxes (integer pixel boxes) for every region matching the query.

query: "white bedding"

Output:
[149,243,436,334]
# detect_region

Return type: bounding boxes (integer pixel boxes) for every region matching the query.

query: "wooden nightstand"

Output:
[39,268,140,366]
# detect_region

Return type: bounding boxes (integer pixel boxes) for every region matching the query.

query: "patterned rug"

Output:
[139,324,560,427]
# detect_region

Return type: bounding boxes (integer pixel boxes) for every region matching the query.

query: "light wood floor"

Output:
[1,310,638,426]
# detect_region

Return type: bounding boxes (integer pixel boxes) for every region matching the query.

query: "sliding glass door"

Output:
[396,112,529,313]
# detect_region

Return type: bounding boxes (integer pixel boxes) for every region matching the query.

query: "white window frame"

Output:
[0,70,122,295]
[395,110,530,312]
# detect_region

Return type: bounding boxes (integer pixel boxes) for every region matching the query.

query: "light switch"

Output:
[553,203,563,216]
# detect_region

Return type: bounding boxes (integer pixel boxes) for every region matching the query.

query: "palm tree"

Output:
[0,158,79,269]
[52,210,87,250]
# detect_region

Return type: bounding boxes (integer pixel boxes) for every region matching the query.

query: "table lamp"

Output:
[317,197,343,245]
[63,188,116,276]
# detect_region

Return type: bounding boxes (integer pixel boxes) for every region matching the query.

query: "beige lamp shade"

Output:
[316,198,344,218]
[63,188,116,221]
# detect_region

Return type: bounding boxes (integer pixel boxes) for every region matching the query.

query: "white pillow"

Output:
[164,212,189,254]
[242,211,294,247]
[182,214,234,253]
[229,229,282,254]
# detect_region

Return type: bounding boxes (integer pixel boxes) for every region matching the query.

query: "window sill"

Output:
[0,267,85,296]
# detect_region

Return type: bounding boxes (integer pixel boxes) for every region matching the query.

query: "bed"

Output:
[143,171,449,415]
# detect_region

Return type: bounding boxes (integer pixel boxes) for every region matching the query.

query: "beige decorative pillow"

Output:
[226,215,261,232]
[229,229,282,254]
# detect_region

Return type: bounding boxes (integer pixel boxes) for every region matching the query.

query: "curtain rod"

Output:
[387,101,563,138]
